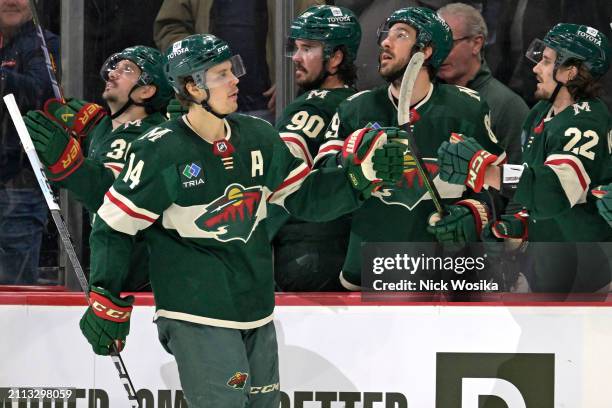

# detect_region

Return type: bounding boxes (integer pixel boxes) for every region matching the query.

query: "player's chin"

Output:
[437,64,452,77]
[533,83,550,100]
[294,71,308,84]
[225,100,238,114]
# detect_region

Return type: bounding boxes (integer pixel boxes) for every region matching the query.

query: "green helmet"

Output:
[288,5,361,62]
[164,34,245,97]
[379,7,453,70]
[539,23,610,77]
[100,46,173,111]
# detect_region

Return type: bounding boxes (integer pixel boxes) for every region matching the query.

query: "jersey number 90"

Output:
[286,111,325,139]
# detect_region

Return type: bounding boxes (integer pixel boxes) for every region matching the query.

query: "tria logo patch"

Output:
[195,184,263,242]
[227,372,248,390]
[180,162,205,188]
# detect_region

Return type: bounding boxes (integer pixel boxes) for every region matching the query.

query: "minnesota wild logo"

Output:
[195,184,263,242]
[227,372,248,390]
[374,154,441,210]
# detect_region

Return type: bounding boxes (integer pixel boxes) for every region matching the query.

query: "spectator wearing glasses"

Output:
[437,2,528,165]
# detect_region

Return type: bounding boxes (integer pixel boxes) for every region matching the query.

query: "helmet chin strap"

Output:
[110,85,146,119]
[185,87,227,119]
[300,57,335,92]
[200,88,228,119]
[547,67,564,104]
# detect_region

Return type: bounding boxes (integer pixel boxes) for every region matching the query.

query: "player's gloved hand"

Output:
[341,127,407,199]
[24,110,84,181]
[166,98,188,120]
[427,199,490,247]
[481,211,529,291]
[43,98,106,142]
[79,286,134,356]
[489,210,529,240]
[438,133,499,193]
[593,184,612,228]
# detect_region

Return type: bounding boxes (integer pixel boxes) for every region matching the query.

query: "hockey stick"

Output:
[28,0,63,102]
[397,51,445,215]
[3,94,141,408]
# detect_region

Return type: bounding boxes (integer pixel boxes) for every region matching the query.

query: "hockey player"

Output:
[270,5,361,291]
[23,46,173,290]
[316,7,504,290]
[436,23,612,291]
[79,34,406,407]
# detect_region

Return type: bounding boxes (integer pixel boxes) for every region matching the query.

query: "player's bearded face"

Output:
[205,60,240,114]
[378,23,415,84]
[291,40,326,90]
[533,47,558,100]
[102,60,140,106]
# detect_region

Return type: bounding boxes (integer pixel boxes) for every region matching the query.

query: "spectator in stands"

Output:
[437,2,528,164]
[153,0,323,123]
[0,0,59,285]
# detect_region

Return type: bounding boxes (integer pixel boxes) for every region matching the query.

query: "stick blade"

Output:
[397,52,425,126]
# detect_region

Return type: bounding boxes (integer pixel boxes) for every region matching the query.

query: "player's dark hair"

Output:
[564,61,604,100]
[333,45,357,87]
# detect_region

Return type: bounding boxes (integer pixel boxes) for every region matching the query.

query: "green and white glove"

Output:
[43,98,106,141]
[341,127,407,198]
[427,199,490,245]
[24,110,84,181]
[593,184,612,228]
[437,133,499,193]
[166,98,188,120]
[79,286,134,356]
[489,210,529,240]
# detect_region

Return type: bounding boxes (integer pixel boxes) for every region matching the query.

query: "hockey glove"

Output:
[438,133,499,193]
[427,199,490,246]
[79,286,134,356]
[341,127,407,199]
[24,110,84,181]
[490,210,529,240]
[593,184,612,228]
[481,212,529,291]
[43,98,106,142]
[166,98,188,120]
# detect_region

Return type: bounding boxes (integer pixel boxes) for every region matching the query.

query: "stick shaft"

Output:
[397,52,445,215]
[3,94,140,408]
[28,0,63,101]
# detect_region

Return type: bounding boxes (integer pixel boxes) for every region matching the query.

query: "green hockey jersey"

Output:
[275,87,356,165]
[54,112,167,212]
[316,83,504,289]
[268,87,355,238]
[271,87,356,290]
[90,114,361,328]
[514,98,612,242]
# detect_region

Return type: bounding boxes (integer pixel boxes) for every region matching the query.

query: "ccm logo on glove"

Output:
[89,291,132,322]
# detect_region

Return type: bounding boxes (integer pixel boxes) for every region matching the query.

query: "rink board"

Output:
[1,293,612,407]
